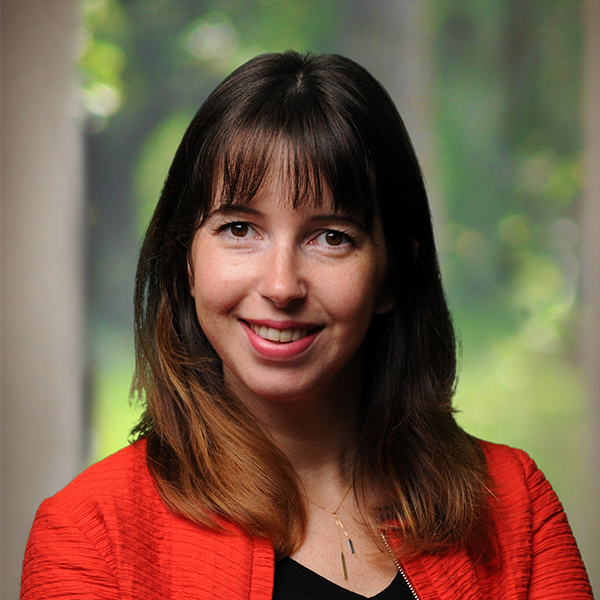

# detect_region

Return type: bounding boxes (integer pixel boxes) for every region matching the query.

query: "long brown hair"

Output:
[132,51,490,558]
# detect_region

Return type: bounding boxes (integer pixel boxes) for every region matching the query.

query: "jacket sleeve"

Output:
[516,449,593,599]
[21,497,121,600]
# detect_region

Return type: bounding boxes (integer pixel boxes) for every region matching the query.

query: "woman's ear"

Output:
[373,237,418,314]
[374,290,394,315]
[187,258,195,297]
[374,270,394,315]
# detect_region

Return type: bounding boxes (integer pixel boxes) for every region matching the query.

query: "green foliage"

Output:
[433,0,586,542]
[455,322,585,501]
[89,333,142,463]
[183,0,339,76]
[435,0,583,341]
[134,111,194,236]
[79,0,127,124]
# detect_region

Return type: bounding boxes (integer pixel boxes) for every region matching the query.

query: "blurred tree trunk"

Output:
[581,0,600,590]
[340,0,443,222]
[1,1,85,598]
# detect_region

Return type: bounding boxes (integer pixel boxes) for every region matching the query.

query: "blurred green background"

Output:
[79,0,594,580]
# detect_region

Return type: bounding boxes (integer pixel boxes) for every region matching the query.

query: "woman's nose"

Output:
[258,245,307,308]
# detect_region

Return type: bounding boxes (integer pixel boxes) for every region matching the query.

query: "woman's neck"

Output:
[225,352,364,489]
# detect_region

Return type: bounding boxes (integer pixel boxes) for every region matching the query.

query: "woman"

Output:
[21,52,592,599]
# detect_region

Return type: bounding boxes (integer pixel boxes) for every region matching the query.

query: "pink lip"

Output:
[243,318,319,330]
[241,320,322,360]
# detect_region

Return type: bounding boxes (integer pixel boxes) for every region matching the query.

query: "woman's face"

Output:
[188,173,391,405]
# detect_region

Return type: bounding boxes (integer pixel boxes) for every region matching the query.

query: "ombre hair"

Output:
[132,51,490,558]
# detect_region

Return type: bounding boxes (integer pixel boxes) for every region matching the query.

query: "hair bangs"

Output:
[206,100,379,231]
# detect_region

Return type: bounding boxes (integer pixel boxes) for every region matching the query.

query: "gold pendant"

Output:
[340,551,348,579]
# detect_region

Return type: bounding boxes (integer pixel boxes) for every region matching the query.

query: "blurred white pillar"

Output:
[1,1,85,598]
[581,0,600,591]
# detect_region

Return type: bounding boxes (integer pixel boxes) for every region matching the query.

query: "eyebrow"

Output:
[308,214,366,230]
[206,205,261,220]
[207,204,366,229]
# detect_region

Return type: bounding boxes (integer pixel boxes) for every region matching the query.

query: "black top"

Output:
[272,558,414,600]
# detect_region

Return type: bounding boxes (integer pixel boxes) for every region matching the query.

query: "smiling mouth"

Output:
[247,323,319,343]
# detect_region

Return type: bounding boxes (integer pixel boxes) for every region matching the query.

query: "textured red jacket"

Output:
[21,439,592,599]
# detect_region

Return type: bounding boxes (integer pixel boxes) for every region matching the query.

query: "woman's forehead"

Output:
[205,132,377,229]
[211,153,331,210]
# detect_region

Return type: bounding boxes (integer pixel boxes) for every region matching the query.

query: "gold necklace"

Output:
[307,486,356,579]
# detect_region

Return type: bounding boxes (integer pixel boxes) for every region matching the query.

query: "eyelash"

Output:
[217,221,256,238]
[216,220,357,247]
[314,229,357,247]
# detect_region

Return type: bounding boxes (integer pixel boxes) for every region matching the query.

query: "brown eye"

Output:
[324,231,344,246]
[230,223,249,237]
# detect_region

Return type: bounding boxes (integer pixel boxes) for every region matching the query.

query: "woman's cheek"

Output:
[193,259,252,313]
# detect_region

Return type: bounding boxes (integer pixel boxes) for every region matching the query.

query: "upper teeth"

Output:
[251,324,309,343]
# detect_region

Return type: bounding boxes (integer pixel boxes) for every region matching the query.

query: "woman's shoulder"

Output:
[27,439,170,567]
[475,439,592,596]
[401,440,592,598]
[476,438,552,496]
[22,440,165,598]
[45,439,157,516]
[58,438,149,488]
[478,438,535,472]
[22,439,276,599]
[476,438,563,513]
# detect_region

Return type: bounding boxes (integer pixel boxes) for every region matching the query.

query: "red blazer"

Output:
[21,439,593,599]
